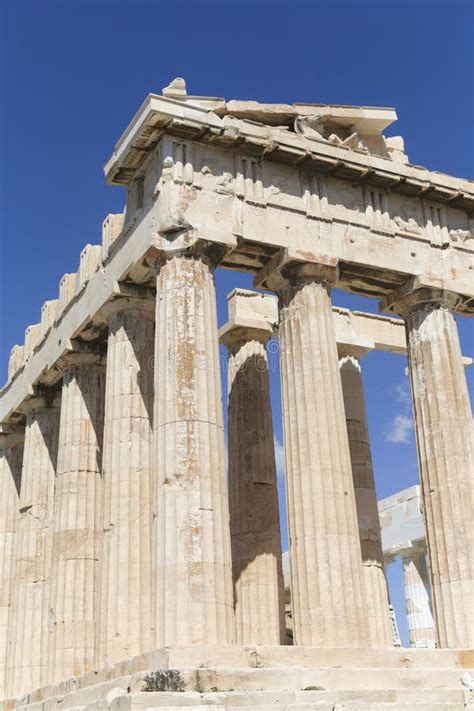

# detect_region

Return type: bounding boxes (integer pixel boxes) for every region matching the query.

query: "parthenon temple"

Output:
[0,78,473,710]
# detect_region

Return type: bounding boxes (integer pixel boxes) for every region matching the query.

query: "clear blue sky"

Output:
[1,0,473,646]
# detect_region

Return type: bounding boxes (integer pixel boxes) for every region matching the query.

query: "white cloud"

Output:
[384,414,413,444]
[395,380,412,406]
[274,436,286,481]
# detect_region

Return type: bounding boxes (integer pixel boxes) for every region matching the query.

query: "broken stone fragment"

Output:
[226,99,297,126]
[162,76,187,99]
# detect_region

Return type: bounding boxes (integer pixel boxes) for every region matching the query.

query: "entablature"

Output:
[133,132,472,308]
[104,90,474,219]
[378,485,426,558]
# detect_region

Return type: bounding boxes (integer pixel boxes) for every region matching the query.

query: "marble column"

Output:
[48,352,105,684]
[97,296,154,666]
[6,397,59,697]
[384,285,473,648]
[0,428,23,698]
[152,252,234,647]
[256,256,368,647]
[220,291,285,645]
[339,350,393,647]
[401,548,436,648]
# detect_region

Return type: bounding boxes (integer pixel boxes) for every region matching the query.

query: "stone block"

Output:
[78,244,102,289]
[40,300,59,339]
[226,100,297,126]
[102,213,125,260]
[58,273,78,312]
[24,324,42,361]
[8,345,25,380]
[378,485,425,557]
[227,289,278,327]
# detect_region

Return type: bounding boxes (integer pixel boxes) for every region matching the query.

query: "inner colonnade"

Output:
[0,80,473,703]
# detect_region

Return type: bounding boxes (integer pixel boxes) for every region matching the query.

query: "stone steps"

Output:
[171,666,469,691]
[109,688,469,705]
[28,689,470,711]
[127,646,472,671]
[11,668,472,711]
[7,647,473,711]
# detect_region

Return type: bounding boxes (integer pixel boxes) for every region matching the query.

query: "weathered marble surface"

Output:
[48,353,105,683]
[2,86,473,422]
[378,487,436,649]
[339,352,393,648]
[0,83,473,703]
[257,256,369,647]
[97,298,154,666]
[221,290,285,645]
[401,550,436,649]
[152,254,234,647]
[3,643,473,711]
[0,430,23,698]
[385,288,474,649]
[6,399,59,697]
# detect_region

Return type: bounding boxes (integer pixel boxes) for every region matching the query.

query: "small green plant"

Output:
[142,669,185,692]
[191,668,203,693]
[302,685,324,691]
[250,651,264,668]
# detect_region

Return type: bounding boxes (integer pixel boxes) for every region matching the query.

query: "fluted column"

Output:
[339,351,393,647]
[152,251,234,647]
[6,397,59,697]
[401,547,436,648]
[97,296,154,666]
[48,352,105,684]
[384,284,473,648]
[256,255,368,647]
[220,291,285,645]
[0,428,23,698]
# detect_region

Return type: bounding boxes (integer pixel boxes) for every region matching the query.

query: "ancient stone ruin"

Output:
[0,78,473,710]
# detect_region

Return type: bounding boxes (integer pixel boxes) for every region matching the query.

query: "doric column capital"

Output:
[254,248,338,304]
[338,344,373,362]
[57,341,106,372]
[17,391,60,416]
[399,540,428,558]
[381,277,463,319]
[144,230,230,271]
[219,289,278,352]
[220,322,273,351]
[0,423,24,449]
[99,285,155,323]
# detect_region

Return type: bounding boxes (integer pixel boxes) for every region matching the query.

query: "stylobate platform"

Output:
[4,646,474,711]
